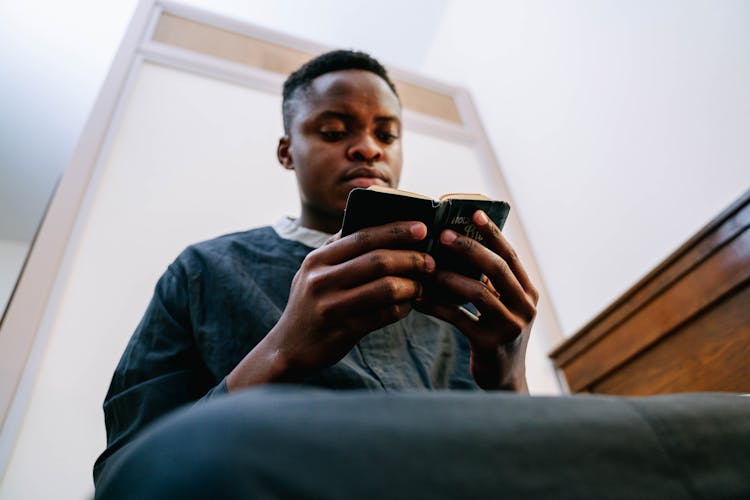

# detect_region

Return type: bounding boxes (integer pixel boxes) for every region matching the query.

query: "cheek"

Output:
[388,147,403,184]
[294,141,336,168]
[293,151,337,195]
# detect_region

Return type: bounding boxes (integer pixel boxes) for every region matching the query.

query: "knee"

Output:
[94,403,264,499]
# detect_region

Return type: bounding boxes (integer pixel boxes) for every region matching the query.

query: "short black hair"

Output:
[281,49,399,133]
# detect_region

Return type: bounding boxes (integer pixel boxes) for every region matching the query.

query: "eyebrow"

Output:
[315,110,401,124]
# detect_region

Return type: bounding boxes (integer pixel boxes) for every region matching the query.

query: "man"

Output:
[94,49,537,491]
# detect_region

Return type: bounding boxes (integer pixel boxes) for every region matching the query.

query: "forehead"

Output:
[297,70,401,120]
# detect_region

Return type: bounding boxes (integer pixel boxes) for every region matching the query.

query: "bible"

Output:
[341,186,511,279]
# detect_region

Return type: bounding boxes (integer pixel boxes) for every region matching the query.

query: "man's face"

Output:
[278,69,403,232]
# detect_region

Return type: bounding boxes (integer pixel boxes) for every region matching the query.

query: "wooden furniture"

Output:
[550,189,750,395]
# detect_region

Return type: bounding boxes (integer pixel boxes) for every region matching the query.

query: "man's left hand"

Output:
[415,210,538,392]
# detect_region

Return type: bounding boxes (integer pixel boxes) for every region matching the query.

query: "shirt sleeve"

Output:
[94,260,223,481]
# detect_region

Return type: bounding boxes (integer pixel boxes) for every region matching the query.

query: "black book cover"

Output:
[341,187,510,278]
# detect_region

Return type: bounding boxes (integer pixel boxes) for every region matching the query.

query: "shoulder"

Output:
[169,226,312,279]
[187,226,279,255]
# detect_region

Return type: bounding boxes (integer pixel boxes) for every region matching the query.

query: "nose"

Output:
[346,133,383,164]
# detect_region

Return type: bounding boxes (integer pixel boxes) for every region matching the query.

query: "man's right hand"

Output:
[226,221,434,390]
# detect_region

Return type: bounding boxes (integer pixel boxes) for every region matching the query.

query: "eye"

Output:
[320,130,347,141]
[376,131,399,144]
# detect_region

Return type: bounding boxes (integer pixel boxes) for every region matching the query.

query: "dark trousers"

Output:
[95,387,750,499]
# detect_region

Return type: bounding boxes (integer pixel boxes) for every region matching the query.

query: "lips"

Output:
[341,166,390,187]
[346,177,385,188]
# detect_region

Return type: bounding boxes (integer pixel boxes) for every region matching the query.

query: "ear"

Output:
[277,136,294,170]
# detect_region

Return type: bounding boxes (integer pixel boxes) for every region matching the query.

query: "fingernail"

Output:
[475,210,489,226]
[424,255,435,272]
[441,230,458,244]
[410,222,427,239]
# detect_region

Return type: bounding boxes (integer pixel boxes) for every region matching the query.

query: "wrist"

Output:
[500,351,529,393]
[226,334,300,391]
[471,344,529,392]
[502,373,529,393]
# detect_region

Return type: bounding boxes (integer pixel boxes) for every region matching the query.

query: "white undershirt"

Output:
[272,216,333,249]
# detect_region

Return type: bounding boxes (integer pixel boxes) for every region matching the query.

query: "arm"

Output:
[415,210,539,392]
[96,262,216,479]
[98,220,434,477]
[226,220,436,390]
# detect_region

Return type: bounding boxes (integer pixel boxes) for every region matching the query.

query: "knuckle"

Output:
[506,247,520,264]
[519,296,537,321]
[473,286,496,305]
[494,258,511,278]
[463,237,478,252]
[381,277,401,299]
[306,269,328,292]
[302,250,321,268]
[353,230,371,247]
[389,224,408,238]
[529,286,540,304]
[526,302,537,320]
[316,298,336,321]
[410,252,429,273]
[411,252,420,270]
[370,251,392,275]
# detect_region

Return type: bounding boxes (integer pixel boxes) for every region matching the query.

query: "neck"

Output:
[298,206,342,235]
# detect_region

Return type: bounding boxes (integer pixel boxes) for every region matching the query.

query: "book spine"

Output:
[435,200,485,279]
[427,202,449,254]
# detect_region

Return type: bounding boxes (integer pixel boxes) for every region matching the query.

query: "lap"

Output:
[94,387,750,499]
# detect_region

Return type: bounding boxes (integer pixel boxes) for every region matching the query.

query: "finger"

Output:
[336,301,416,338]
[314,221,428,265]
[369,301,415,330]
[329,276,423,315]
[323,230,342,246]
[416,299,524,347]
[431,269,518,323]
[472,210,538,302]
[414,301,476,336]
[439,229,532,315]
[330,249,435,288]
[322,281,417,331]
[480,275,500,299]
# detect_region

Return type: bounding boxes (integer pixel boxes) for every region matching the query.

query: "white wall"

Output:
[420,0,750,334]
[0,0,141,345]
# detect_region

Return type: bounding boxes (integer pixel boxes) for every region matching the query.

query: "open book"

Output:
[341,186,511,279]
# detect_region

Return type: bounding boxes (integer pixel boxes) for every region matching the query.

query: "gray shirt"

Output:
[95,221,477,481]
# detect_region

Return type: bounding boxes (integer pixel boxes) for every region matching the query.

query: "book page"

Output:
[368,185,433,200]
[438,193,492,201]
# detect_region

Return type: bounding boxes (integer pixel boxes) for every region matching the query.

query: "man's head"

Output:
[281,50,400,134]
[277,50,403,234]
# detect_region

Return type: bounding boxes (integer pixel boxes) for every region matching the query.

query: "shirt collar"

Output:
[272,216,332,249]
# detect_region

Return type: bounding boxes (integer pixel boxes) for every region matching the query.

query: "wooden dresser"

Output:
[550,189,750,395]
